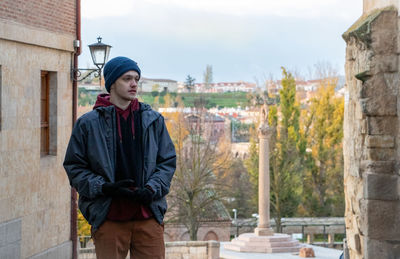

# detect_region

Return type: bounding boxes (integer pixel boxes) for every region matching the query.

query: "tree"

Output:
[77,208,91,247]
[217,158,253,218]
[151,84,160,97]
[162,93,173,108]
[299,77,344,216]
[203,65,213,89]
[152,96,160,110]
[78,88,92,106]
[269,68,302,232]
[244,136,259,209]
[185,75,196,93]
[164,110,230,240]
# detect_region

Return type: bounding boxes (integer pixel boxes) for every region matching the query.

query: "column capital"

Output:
[258,123,274,138]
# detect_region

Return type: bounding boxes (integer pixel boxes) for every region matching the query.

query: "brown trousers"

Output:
[92,218,165,259]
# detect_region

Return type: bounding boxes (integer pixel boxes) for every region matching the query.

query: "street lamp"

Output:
[232,209,238,238]
[71,36,112,84]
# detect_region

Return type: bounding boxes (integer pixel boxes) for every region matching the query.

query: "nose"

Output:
[131,80,138,87]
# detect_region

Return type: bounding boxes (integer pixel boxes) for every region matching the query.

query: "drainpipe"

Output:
[71,0,81,258]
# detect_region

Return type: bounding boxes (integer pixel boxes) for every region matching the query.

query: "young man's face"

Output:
[110,70,140,101]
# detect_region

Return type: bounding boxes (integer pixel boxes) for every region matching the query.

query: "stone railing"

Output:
[77,238,220,259]
[165,241,220,259]
[231,217,345,249]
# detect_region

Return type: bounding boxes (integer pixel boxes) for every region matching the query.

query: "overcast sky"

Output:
[80,0,363,83]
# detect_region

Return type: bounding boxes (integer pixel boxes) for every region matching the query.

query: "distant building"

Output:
[194,81,257,93]
[0,0,79,258]
[267,79,321,96]
[267,78,344,105]
[185,113,226,143]
[139,77,178,92]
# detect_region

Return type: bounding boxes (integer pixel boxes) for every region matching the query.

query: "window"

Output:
[41,71,50,156]
[40,71,57,157]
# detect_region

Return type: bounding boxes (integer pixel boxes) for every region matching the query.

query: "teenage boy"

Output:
[64,56,176,259]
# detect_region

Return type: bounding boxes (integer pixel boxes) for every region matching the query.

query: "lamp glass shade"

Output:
[88,37,111,69]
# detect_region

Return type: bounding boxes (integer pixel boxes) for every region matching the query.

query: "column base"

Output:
[224,233,302,253]
[254,227,274,236]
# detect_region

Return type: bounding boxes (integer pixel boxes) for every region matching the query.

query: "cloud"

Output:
[81,0,136,19]
[82,0,362,20]
[80,0,362,81]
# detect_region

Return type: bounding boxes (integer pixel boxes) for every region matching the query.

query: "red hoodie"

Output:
[93,93,139,142]
[93,93,152,221]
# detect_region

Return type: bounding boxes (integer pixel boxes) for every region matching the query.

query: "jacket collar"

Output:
[95,102,161,131]
[140,103,161,130]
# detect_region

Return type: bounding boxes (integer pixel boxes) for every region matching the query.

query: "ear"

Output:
[109,83,115,93]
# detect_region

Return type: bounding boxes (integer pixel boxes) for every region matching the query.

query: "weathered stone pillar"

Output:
[223,104,300,253]
[328,234,334,248]
[254,117,273,236]
[307,234,314,244]
[343,2,400,259]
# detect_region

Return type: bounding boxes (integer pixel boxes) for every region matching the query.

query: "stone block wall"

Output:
[0,219,21,259]
[164,222,231,242]
[165,241,220,259]
[0,1,76,257]
[363,0,399,14]
[343,4,400,259]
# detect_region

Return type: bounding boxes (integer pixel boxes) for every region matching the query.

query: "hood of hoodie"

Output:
[93,93,140,141]
[93,93,152,112]
[93,93,113,109]
[92,93,158,132]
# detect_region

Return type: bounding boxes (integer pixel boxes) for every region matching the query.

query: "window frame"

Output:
[40,71,50,157]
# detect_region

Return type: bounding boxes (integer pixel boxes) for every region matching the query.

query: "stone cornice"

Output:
[342,6,397,46]
[0,18,75,52]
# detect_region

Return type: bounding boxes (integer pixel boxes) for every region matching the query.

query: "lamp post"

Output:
[71,36,112,85]
[232,209,238,238]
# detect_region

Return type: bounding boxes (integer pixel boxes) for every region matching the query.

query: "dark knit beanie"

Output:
[103,56,141,92]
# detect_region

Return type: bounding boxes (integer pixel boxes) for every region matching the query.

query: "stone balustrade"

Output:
[77,240,220,259]
[231,217,345,249]
[165,241,220,259]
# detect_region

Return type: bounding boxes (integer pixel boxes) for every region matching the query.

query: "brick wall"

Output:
[0,0,76,35]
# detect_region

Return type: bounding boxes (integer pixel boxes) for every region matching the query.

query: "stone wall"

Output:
[363,0,399,14]
[164,222,231,242]
[165,241,219,259]
[343,4,400,259]
[0,5,75,258]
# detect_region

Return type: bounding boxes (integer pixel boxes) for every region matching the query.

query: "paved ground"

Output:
[220,243,342,259]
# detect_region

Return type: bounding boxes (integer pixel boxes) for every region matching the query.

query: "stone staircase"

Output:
[224,233,302,253]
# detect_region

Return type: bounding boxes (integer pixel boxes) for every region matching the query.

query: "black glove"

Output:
[132,187,154,205]
[102,179,135,197]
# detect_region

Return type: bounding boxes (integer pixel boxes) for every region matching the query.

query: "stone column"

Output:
[255,104,274,236]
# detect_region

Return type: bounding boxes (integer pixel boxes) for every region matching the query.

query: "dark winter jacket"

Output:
[63,102,176,230]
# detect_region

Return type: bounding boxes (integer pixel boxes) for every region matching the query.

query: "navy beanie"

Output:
[103,56,141,92]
